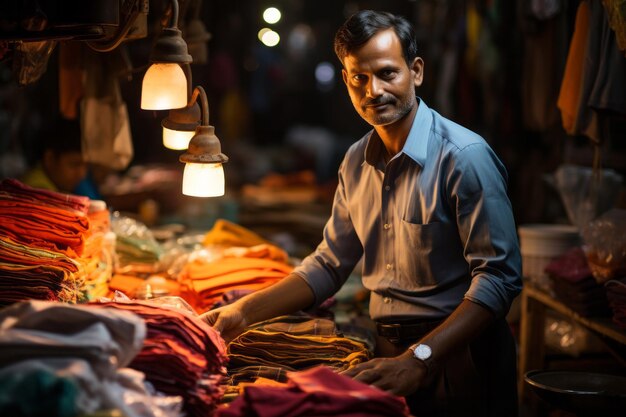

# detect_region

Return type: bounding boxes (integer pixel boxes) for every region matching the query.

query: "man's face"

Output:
[45,150,87,193]
[341,29,423,127]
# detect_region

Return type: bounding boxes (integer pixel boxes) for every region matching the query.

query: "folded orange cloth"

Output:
[203,219,270,248]
[108,274,181,299]
[180,257,293,311]
[222,244,289,263]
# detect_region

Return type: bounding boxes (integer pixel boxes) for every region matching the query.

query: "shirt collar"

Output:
[363,97,432,168]
[402,97,431,167]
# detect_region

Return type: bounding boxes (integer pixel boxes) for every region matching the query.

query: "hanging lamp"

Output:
[178,86,228,197]
[140,0,192,110]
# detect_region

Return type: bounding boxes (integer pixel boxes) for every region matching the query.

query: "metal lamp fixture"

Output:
[161,63,199,150]
[162,100,200,149]
[179,86,229,197]
[141,0,192,110]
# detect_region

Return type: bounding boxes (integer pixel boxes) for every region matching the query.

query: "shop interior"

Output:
[0,1,625,416]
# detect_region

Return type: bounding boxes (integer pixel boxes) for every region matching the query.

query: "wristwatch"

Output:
[409,343,436,375]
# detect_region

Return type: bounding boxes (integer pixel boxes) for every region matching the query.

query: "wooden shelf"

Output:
[518,284,626,404]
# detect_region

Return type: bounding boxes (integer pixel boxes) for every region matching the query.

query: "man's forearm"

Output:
[414,299,495,369]
[239,272,316,325]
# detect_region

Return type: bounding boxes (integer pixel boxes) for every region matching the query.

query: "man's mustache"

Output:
[364,96,394,106]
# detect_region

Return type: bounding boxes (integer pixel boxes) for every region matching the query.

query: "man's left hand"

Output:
[341,350,427,396]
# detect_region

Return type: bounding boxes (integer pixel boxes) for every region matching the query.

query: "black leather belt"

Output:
[376,319,443,344]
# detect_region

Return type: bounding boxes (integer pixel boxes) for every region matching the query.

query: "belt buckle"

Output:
[380,322,403,344]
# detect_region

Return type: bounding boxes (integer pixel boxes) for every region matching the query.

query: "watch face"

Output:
[414,344,432,360]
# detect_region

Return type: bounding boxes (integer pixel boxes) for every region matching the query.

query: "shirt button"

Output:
[383,297,391,304]
[385,185,391,191]
[383,223,391,230]
[386,263,392,270]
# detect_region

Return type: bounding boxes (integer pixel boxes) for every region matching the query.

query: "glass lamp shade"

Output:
[182,162,225,197]
[141,63,188,110]
[163,126,195,150]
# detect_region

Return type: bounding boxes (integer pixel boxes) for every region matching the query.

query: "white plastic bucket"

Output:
[518,224,581,290]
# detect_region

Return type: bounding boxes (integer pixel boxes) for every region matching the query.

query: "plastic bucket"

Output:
[518,224,581,290]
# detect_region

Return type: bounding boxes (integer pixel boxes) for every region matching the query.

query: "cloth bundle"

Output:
[227,315,370,387]
[0,179,90,257]
[92,300,228,417]
[0,179,113,304]
[545,246,611,317]
[0,300,183,417]
[0,236,81,305]
[180,257,293,311]
[217,366,410,417]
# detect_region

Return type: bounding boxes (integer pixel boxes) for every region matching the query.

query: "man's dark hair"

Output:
[334,10,418,65]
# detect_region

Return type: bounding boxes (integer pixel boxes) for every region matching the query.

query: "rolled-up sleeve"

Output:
[448,143,523,318]
[293,161,364,308]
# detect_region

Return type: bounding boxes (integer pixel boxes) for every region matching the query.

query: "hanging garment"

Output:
[80,48,133,171]
[558,0,626,143]
[558,1,591,135]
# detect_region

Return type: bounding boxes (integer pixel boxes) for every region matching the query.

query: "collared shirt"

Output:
[294,99,522,321]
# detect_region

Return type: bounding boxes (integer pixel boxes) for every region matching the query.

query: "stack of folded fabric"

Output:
[605,278,626,329]
[227,315,370,389]
[0,179,108,305]
[216,366,410,417]
[0,300,184,417]
[203,219,273,249]
[545,246,611,317]
[91,300,228,417]
[80,201,114,300]
[0,238,81,305]
[179,257,293,312]
[0,179,90,256]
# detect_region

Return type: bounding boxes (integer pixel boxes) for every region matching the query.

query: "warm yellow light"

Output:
[258,28,271,41]
[260,29,280,47]
[182,162,225,197]
[141,63,188,110]
[263,7,281,24]
[163,126,195,150]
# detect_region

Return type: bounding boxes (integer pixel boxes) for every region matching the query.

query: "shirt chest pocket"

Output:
[396,220,461,288]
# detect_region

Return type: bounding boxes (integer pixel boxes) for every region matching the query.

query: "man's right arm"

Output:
[200,272,314,342]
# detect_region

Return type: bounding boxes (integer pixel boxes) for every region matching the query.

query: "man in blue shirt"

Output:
[203,10,522,416]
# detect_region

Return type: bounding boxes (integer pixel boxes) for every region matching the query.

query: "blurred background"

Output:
[0,0,625,246]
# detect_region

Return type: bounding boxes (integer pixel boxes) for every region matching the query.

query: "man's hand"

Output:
[341,350,428,396]
[199,273,315,344]
[200,304,248,343]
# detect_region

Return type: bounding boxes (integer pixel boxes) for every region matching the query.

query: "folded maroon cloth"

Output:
[545,246,592,283]
[0,179,90,214]
[88,301,228,417]
[217,366,410,417]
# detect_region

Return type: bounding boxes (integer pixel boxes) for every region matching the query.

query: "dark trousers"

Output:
[376,318,518,417]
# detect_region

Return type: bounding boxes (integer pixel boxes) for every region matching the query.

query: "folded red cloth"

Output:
[0,179,90,214]
[217,365,410,417]
[545,246,592,283]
